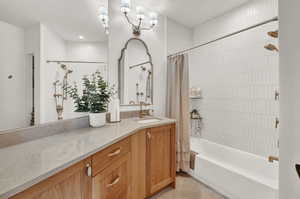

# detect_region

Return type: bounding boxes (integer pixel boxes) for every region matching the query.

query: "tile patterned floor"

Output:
[150,174,227,199]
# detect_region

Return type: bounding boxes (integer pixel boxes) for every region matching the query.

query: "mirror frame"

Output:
[118,38,154,106]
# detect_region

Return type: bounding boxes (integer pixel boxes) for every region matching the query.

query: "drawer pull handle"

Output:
[106,176,120,188]
[108,148,121,157]
[147,132,151,139]
[86,164,92,177]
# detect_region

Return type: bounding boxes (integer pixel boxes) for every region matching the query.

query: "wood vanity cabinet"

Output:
[91,137,132,199]
[92,154,132,199]
[10,158,92,199]
[146,125,176,197]
[90,124,176,199]
[10,123,175,199]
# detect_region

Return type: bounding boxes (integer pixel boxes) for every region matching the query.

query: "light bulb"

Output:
[150,19,158,26]
[121,0,131,13]
[136,6,145,20]
[99,6,107,16]
[149,12,158,20]
[99,15,108,22]
[149,12,158,26]
[99,6,108,21]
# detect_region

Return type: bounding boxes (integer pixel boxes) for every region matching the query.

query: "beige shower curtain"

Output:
[166,54,190,172]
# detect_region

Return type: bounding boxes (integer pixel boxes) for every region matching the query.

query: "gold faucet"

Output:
[268,156,279,163]
[139,102,150,118]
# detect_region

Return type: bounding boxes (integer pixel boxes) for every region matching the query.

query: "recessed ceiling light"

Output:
[78,35,85,40]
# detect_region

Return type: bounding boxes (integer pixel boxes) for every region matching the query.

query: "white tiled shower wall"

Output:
[189,0,279,158]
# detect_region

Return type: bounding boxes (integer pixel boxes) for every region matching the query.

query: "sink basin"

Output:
[137,118,161,124]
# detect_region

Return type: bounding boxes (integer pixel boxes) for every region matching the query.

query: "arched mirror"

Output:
[118,38,153,106]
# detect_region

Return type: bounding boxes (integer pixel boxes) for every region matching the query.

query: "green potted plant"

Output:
[67,71,113,127]
[66,83,90,114]
[84,71,113,127]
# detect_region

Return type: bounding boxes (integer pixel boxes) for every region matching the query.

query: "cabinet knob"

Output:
[147,132,151,139]
[86,164,92,177]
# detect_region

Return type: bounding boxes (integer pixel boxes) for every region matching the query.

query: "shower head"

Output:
[67,69,73,74]
[61,64,67,70]
[264,44,279,52]
[267,30,278,38]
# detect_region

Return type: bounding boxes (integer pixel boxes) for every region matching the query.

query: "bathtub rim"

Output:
[190,137,279,190]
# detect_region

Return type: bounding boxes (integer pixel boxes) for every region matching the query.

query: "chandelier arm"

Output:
[124,13,136,27]
[122,10,157,36]
[140,24,155,31]
[137,18,142,30]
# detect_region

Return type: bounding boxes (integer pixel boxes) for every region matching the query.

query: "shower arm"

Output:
[129,61,151,69]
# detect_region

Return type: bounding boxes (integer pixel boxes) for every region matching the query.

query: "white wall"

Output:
[108,0,167,115]
[279,0,300,198]
[65,41,108,119]
[0,22,108,126]
[190,21,279,158]
[66,41,108,80]
[40,24,108,123]
[66,41,107,62]
[40,24,67,123]
[193,0,278,45]
[167,18,193,55]
[190,0,279,157]
[0,20,28,131]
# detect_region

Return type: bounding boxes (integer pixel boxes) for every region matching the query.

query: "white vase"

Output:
[89,112,106,127]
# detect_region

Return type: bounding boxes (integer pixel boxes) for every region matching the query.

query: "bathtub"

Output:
[188,137,278,199]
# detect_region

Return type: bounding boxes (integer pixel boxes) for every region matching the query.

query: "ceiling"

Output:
[0,0,249,42]
[0,0,108,42]
[135,0,250,28]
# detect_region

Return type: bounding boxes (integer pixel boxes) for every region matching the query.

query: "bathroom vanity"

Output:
[0,118,176,199]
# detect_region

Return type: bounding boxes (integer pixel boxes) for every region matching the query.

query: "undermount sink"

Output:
[137,118,161,124]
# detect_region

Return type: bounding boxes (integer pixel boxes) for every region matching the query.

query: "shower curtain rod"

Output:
[47,60,106,64]
[168,17,279,57]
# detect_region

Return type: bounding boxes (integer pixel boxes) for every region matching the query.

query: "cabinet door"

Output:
[11,158,92,199]
[146,124,176,196]
[131,130,146,199]
[92,154,131,199]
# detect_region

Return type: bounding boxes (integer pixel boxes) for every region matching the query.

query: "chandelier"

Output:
[120,0,158,36]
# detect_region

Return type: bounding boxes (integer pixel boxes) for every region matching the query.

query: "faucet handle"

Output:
[140,101,150,106]
[296,164,300,178]
[148,109,154,116]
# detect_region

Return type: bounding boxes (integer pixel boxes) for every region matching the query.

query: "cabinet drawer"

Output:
[92,138,131,176]
[92,154,131,199]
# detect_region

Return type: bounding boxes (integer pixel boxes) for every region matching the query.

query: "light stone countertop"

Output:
[0,117,175,199]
